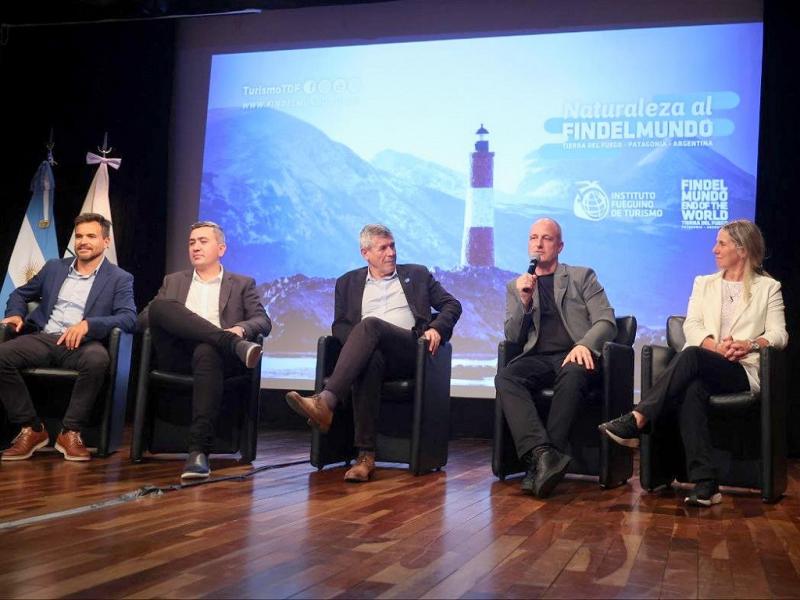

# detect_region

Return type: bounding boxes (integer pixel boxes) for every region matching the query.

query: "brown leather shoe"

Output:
[55,430,91,462]
[1,426,49,461]
[285,391,333,433]
[344,452,376,483]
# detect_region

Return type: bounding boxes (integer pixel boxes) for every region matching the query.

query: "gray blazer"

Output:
[504,263,616,358]
[138,269,271,341]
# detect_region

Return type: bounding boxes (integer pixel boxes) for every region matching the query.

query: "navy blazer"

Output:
[5,257,137,341]
[331,263,462,346]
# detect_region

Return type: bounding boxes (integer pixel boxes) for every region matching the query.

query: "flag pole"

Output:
[46,127,57,166]
[98,131,111,157]
[40,129,56,229]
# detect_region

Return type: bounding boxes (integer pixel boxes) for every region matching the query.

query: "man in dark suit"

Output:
[286,224,461,483]
[0,213,136,461]
[139,221,271,479]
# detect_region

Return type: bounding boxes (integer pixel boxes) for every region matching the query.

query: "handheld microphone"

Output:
[522,254,540,293]
[527,255,539,275]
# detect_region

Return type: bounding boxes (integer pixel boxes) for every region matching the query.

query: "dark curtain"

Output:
[758,2,800,454]
[0,19,174,312]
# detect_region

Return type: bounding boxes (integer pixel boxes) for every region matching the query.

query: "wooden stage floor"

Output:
[1,430,800,599]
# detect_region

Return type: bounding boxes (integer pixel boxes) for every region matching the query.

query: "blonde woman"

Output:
[599,220,788,506]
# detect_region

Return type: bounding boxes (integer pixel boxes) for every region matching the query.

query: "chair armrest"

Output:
[411,338,452,473]
[640,344,675,394]
[416,337,452,382]
[99,327,133,456]
[106,327,133,381]
[107,327,121,356]
[599,340,635,487]
[315,336,342,392]
[498,341,522,370]
[760,346,787,501]
[601,341,634,420]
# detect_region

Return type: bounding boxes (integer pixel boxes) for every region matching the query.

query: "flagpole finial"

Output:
[46,128,57,166]
[98,131,112,157]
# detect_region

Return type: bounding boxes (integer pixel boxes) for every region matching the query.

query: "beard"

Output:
[76,246,104,262]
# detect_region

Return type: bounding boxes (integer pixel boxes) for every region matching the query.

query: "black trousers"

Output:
[0,332,110,432]
[148,299,245,453]
[636,346,749,482]
[495,351,600,458]
[325,317,418,449]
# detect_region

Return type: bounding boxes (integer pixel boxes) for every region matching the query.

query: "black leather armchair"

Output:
[130,328,262,463]
[640,315,787,503]
[0,317,132,457]
[492,316,636,489]
[310,335,452,475]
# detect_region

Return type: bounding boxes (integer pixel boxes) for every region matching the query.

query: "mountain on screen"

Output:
[371,149,467,200]
[201,107,465,283]
[371,149,571,216]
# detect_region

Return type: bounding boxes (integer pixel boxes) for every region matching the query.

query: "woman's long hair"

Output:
[720,219,768,302]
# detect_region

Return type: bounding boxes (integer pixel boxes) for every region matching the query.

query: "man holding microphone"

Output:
[495,218,617,498]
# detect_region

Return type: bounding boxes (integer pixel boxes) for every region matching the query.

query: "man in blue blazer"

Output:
[0,213,136,461]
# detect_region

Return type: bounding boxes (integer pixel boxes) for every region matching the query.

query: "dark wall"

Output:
[0,19,174,311]
[757,2,800,453]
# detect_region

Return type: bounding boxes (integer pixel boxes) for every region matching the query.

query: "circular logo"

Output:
[573,181,610,221]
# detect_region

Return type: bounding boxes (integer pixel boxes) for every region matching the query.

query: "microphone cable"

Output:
[0,457,311,532]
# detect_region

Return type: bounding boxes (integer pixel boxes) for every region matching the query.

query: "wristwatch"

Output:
[748,339,760,353]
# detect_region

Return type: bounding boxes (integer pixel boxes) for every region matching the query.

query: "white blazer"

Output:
[683,271,788,391]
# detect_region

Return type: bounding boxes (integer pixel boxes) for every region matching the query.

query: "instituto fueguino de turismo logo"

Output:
[573,181,663,222]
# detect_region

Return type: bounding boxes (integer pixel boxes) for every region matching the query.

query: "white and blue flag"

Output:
[0,161,60,311]
[64,152,121,264]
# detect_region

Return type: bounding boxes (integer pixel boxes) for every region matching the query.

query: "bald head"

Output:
[532,218,562,242]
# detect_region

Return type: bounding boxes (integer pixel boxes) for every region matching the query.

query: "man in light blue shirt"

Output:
[43,260,103,334]
[361,270,416,330]
[287,224,462,483]
[0,213,136,462]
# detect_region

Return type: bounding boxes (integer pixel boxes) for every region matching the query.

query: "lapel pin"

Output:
[404,277,410,283]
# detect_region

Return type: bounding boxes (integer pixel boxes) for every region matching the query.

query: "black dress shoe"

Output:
[533,446,571,498]
[182,451,211,479]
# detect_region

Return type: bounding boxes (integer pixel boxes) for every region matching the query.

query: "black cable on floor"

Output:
[150,458,311,492]
[0,458,310,532]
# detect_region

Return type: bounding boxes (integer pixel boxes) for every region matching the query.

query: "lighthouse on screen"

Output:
[461,124,495,267]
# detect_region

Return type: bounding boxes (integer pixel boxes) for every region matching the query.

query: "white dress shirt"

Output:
[185,266,223,328]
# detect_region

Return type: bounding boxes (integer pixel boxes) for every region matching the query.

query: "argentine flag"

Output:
[0,162,60,312]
